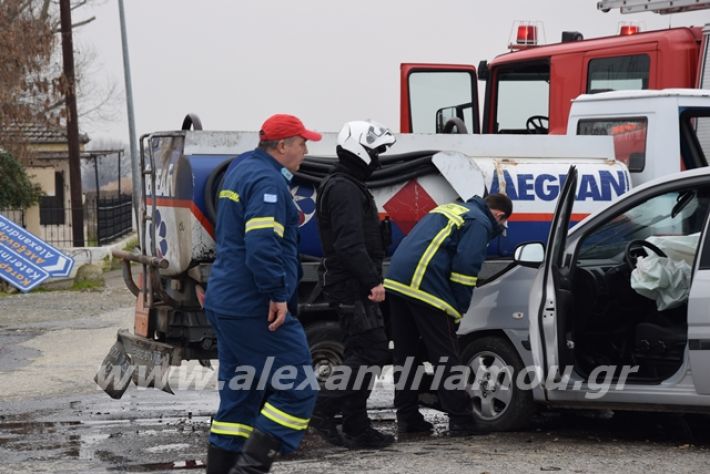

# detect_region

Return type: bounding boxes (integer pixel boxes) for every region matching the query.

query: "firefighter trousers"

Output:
[388,293,473,421]
[206,310,318,454]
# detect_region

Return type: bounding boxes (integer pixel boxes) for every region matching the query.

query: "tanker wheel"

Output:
[305,321,344,383]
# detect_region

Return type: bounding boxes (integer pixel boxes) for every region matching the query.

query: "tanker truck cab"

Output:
[523,165,710,413]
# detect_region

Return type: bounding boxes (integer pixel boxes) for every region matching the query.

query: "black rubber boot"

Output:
[397,412,434,434]
[310,413,344,446]
[206,443,239,474]
[342,426,395,450]
[448,415,480,437]
[310,397,344,446]
[228,429,281,474]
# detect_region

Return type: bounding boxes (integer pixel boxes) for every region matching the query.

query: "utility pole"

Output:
[118,0,141,230]
[59,0,85,247]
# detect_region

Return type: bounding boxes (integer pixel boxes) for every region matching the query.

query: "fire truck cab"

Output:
[400,7,710,137]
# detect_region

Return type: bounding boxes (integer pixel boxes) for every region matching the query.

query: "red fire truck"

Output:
[400,0,710,136]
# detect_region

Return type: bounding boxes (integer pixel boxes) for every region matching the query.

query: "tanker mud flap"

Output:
[94,329,180,399]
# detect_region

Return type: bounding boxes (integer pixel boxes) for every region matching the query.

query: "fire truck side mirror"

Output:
[477,60,489,80]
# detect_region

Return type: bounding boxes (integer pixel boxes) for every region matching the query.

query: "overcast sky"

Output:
[74,0,709,144]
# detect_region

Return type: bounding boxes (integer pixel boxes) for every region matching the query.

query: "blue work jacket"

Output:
[204,148,300,317]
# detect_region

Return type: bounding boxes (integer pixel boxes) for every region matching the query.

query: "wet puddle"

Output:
[0,416,210,470]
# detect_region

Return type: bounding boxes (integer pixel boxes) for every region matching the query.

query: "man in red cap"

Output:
[205,114,321,473]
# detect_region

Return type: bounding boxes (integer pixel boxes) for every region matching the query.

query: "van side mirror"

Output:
[514,242,545,268]
[628,152,645,172]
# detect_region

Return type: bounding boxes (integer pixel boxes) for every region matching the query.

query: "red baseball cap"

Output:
[259,114,322,142]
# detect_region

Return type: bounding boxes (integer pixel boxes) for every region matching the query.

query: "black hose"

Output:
[370,156,434,179]
[302,155,337,165]
[204,156,237,226]
[367,165,438,188]
[206,149,443,225]
[295,162,438,189]
[299,161,335,173]
[292,172,323,186]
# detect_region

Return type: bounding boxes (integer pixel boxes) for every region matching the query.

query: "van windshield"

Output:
[682,109,710,169]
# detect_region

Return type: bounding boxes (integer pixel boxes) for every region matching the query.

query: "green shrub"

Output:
[0,152,43,209]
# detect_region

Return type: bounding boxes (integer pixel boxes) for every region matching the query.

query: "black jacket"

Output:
[316,160,385,299]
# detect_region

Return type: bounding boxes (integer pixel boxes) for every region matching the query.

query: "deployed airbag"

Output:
[646,233,700,267]
[630,255,691,311]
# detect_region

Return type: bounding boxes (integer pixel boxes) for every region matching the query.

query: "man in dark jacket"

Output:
[385,193,512,436]
[311,120,396,449]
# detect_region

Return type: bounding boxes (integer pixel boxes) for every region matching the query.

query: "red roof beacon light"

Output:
[619,22,641,36]
[509,21,544,50]
[517,24,537,44]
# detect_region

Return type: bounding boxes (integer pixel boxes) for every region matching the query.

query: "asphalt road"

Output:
[1,270,710,473]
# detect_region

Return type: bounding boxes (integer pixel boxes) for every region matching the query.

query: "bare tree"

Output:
[0,0,60,164]
[0,0,118,165]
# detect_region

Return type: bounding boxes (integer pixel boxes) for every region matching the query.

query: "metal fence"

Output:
[0,194,133,248]
[96,195,133,245]
[0,209,25,228]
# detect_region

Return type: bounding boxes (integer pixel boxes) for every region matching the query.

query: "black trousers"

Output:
[317,298,390,434]
[389,293,473,421]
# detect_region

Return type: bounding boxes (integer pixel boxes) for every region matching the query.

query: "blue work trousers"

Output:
[206,310,318,454]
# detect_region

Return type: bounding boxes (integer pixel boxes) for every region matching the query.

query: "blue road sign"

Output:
[0,245,49,292]
[0,214,74,278]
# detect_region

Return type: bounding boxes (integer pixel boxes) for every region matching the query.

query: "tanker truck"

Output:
[95,118,629,405]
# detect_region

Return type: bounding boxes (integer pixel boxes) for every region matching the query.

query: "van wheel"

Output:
[461,336,535,431]
[305,321,344,383]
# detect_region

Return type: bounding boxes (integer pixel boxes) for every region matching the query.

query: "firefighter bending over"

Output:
[386,193,512,436]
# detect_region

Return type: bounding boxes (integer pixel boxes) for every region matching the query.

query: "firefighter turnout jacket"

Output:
[384,197,500,321]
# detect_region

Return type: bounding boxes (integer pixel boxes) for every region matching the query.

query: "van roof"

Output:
[573,89,710,103]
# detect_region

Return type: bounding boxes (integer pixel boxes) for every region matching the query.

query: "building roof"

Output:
[1,123,90,145]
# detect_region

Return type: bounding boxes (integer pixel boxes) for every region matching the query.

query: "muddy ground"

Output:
[1,270,709,473]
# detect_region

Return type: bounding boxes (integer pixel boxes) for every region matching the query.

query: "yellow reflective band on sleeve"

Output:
[410,220,456,289]
[245,217,285,237]
[384,278,462,322]
[210,420,254,438]
[260,402,309,431]
[218,190,240,202]
[273,222,284,238]
[450,272,478,286]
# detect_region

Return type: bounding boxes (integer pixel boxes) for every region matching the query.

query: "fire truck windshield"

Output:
[494,62,549,134]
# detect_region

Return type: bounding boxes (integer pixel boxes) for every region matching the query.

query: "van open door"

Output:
[699,24,710,88]
[528,166,578,396]
[688,212,710,394]
[399,63,479,134]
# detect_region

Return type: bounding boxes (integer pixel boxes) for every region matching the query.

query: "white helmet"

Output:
[337,120,396,165]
